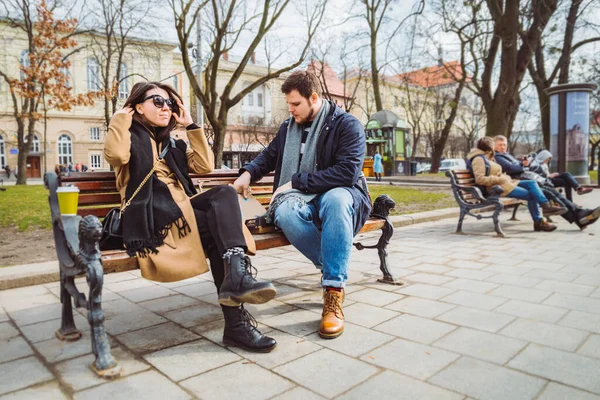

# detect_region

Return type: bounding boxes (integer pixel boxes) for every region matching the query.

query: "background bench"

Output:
[447,169,523,237]
[44,170,397,378]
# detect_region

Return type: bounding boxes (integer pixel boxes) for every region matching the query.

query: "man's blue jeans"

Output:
[506,180,549,222]
[274,188,354,288]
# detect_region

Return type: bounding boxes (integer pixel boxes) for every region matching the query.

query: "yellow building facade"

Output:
[0,23,191,178]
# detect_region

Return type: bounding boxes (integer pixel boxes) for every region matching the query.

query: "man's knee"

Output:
[274,199,313,228]
[319,188,354,219]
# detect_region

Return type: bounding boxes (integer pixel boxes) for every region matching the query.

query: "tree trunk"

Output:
[430,141,444,173]
[370,34,382,111]
[212,122,225,169]
[538,90,550,149]
[16,120,35,185]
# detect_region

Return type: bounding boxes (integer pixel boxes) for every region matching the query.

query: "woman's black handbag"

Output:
[100,208,123,250]
[99,139,174,251]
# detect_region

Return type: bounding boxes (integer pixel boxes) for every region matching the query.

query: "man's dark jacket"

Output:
[241,101,371,235]
[495,151,525,178]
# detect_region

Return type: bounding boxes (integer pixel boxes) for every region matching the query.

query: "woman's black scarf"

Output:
[122,120,197,257]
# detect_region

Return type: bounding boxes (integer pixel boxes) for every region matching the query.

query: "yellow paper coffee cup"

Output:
[57,186,80,216]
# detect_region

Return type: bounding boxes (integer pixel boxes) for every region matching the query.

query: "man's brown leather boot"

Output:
[319,287,344,339]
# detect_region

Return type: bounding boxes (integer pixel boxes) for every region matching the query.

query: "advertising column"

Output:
[546,83,597,185]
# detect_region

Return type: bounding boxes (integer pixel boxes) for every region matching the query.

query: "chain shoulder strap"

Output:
[120,158,163,215]
[121,139,174,215]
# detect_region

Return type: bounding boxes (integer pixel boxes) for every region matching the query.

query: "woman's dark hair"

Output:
[124,81,182,138]
[477,137,494,153]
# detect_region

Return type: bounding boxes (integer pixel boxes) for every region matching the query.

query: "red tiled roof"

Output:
[307,60,351,99]
[396,61,469,88]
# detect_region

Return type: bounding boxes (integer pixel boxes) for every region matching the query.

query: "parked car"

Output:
[416,162,431,174]
[439,158,467,172]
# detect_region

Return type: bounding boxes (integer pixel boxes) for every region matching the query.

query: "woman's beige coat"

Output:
[104,113,256,282]
[466,148,518,196]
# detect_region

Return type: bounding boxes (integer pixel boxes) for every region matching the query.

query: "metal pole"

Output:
[196,11,204,127]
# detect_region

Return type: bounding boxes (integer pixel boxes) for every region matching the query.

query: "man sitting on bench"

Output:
[234,71,371,339]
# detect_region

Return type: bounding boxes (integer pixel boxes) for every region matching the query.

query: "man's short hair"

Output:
[281,71,322,100]
[494,135,507,142]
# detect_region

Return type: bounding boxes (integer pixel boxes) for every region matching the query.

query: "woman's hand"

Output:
[114,106,134,117]
[173,99,194,127]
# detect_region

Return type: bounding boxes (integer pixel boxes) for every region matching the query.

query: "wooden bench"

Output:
[44,170,398,378]
[447,169,523,237]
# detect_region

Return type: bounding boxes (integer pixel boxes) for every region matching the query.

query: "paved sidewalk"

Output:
[1,192,600,399]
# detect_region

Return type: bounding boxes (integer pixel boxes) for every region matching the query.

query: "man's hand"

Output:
[549,172,559,178]
[233,171,252,199]
[522,158,530,167]
[270,181,293,205]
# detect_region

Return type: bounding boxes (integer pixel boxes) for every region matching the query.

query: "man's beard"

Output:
[298,104,315,125]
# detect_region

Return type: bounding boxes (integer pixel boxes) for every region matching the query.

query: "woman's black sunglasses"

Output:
[143,94,176,110]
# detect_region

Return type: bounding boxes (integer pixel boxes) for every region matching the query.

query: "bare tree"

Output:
[440,0,558,140]
[86,0,152,129]
[455,102,484,155]
[356,0,425,112]
[528,0,600,148]
[170,0,328,168]
[0,0,100,184]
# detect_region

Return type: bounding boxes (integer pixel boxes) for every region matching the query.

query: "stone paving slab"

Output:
[1,191,600,398]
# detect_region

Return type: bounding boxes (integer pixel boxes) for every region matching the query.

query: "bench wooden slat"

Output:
[66,181,118,192]
[78,193,121,205]
[100,217,388,264]
[78,207,116,218]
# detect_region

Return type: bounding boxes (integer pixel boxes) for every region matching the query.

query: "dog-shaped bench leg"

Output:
[78,216,121,379]
[354,195,404,286]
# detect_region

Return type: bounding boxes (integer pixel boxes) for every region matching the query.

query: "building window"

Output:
[20,50,30,81]
[257,92,263,107]
[173,75,179,92]
[60,66,71,88]
[118,63,128,99]
[246,91,254,106]
[0,135,5,168]
[89,127,101,141]
[57,134,73,165]
[90,154,102,169]
[24,134,40,153]
[87,57,100,91]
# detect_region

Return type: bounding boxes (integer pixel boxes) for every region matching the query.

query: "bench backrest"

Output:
[59,170,275,218]
[447,169,482,204]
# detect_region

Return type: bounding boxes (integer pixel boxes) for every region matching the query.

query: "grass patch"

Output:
[590,170,598,183]
[0,185,51,231]
[369,185,455,215]
[0,183,456,232]
[419,172,446,177]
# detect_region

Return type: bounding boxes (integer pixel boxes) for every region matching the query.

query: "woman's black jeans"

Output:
[190,185,246,292]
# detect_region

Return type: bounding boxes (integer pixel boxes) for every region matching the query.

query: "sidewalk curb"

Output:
[0,205,505,291]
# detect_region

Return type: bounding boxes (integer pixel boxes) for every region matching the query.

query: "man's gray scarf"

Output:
[266,100,330,222]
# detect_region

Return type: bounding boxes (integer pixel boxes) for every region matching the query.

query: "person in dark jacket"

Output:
[494,135,592,201]
[234,71,371,339]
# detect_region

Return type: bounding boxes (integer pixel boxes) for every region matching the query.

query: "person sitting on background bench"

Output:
[234,71,371,339]
[104,81,277,353]
[520,150,600,229]
[534,149,594,199]
[494,136,593,201]
[467,137,566,232]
